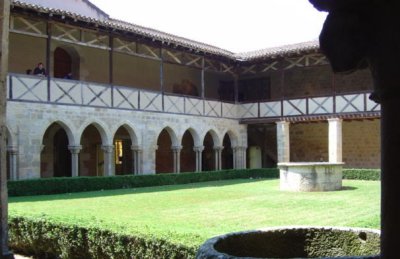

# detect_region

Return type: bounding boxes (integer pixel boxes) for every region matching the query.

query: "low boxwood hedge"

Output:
[9,216,196,259]
[8,168,279,197]
[342,168,380,181]
[7,168,379,197]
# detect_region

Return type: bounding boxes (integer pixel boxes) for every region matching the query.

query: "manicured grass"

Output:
[9,179,380,248]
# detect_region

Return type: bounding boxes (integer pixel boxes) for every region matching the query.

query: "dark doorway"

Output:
[181,130,196,172]
[53,128,71,177]
[114,127,133,175]
[156,129,173,173]
[54,47,72,79]
[80,125,103,177]
[222,133,233,169]
[202,132,215,171]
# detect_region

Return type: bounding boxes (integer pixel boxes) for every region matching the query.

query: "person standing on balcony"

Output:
[33,62,46,77]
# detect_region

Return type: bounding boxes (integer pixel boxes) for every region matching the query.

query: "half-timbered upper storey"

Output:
[7,0,378,123]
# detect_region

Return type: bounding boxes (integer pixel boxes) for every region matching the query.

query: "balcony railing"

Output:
[7,73,380,121]
[238,92,380,120]
[7,73,237,119]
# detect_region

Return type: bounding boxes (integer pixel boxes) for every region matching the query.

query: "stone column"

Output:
[68,145,82,177]
[131,145,142,175]
[242,146,247,169]
[276,121,290,163]
[101,145,114,176]
[172,145,182,173]
[236,146,247,169]
[232,146,238,169]
[328,118,343,163]
[193,146,204,172]
[6,146,17,180]
[214,146,223,170]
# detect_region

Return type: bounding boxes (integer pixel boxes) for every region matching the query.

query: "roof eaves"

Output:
[11,0,322,63]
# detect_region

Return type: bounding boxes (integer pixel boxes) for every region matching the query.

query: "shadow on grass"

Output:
[341,186,358,191]
[9,178,277,203]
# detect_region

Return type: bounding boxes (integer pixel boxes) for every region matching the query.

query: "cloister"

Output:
[4,0,380,180]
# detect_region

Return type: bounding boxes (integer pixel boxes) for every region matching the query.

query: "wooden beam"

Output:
[0,0,13,257]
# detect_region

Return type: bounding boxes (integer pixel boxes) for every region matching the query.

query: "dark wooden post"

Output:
[46,22,51,101]
[109,35,114,107]
[160,48,164,111]
[0,0,14,258]
[201,57,205,99]
[233,74,239,103]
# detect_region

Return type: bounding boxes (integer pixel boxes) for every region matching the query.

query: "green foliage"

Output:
[8,168,278,197]
[342,169,380,181]
[9,179,380,258]
[9,216,196,259]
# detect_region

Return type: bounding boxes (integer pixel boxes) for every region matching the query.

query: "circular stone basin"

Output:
[196,227,380,259]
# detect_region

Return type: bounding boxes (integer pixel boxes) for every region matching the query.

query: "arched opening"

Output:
[156,129,173,174]
[54,47,72,79]
[113,127,133,175]
[222,133,233,169]
[41,123,71,178]
[181,130,196,172]
[202,132,215,171]
[54,46,79,79]
[54,129,72,177]
[80,125,103,177]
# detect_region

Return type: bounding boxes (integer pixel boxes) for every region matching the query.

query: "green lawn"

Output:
[9,179,380,248]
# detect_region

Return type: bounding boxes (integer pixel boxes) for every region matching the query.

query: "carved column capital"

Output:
[68,145,82,154]
[213,146,224,151]
[193,146,204,152]
[6,145,18,154]
[171,145,183,152]
[101,145,114,153]
[131,145,142,152]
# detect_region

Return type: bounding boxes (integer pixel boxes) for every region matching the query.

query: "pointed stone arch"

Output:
[222,129,239,148]
[180,129,197,172]
[112,123,140,175]
[79,121,110,177]
[156,126,178,173]
[222,133,234,170]
[40,122,73,178]
[77,119,110,145]
[40,119,75,145]
[202,129,220,171]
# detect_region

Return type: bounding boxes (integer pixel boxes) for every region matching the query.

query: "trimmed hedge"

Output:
[342,169,380,181]
[7,168,379,197]
[8,168,279,197]
[9,216,196,259]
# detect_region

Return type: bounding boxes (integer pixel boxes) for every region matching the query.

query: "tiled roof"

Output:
[108,18,234,58]
[234,41,320,61]
[11,0,321,62]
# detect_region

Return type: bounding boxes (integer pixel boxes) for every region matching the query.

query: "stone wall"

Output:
[290,122,329,162]
[287,120,380,168]
[6,101,247,179]
[342,119,380,169]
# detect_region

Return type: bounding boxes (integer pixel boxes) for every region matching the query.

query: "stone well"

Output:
[278,162,344,192]
[196,226,380,259]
